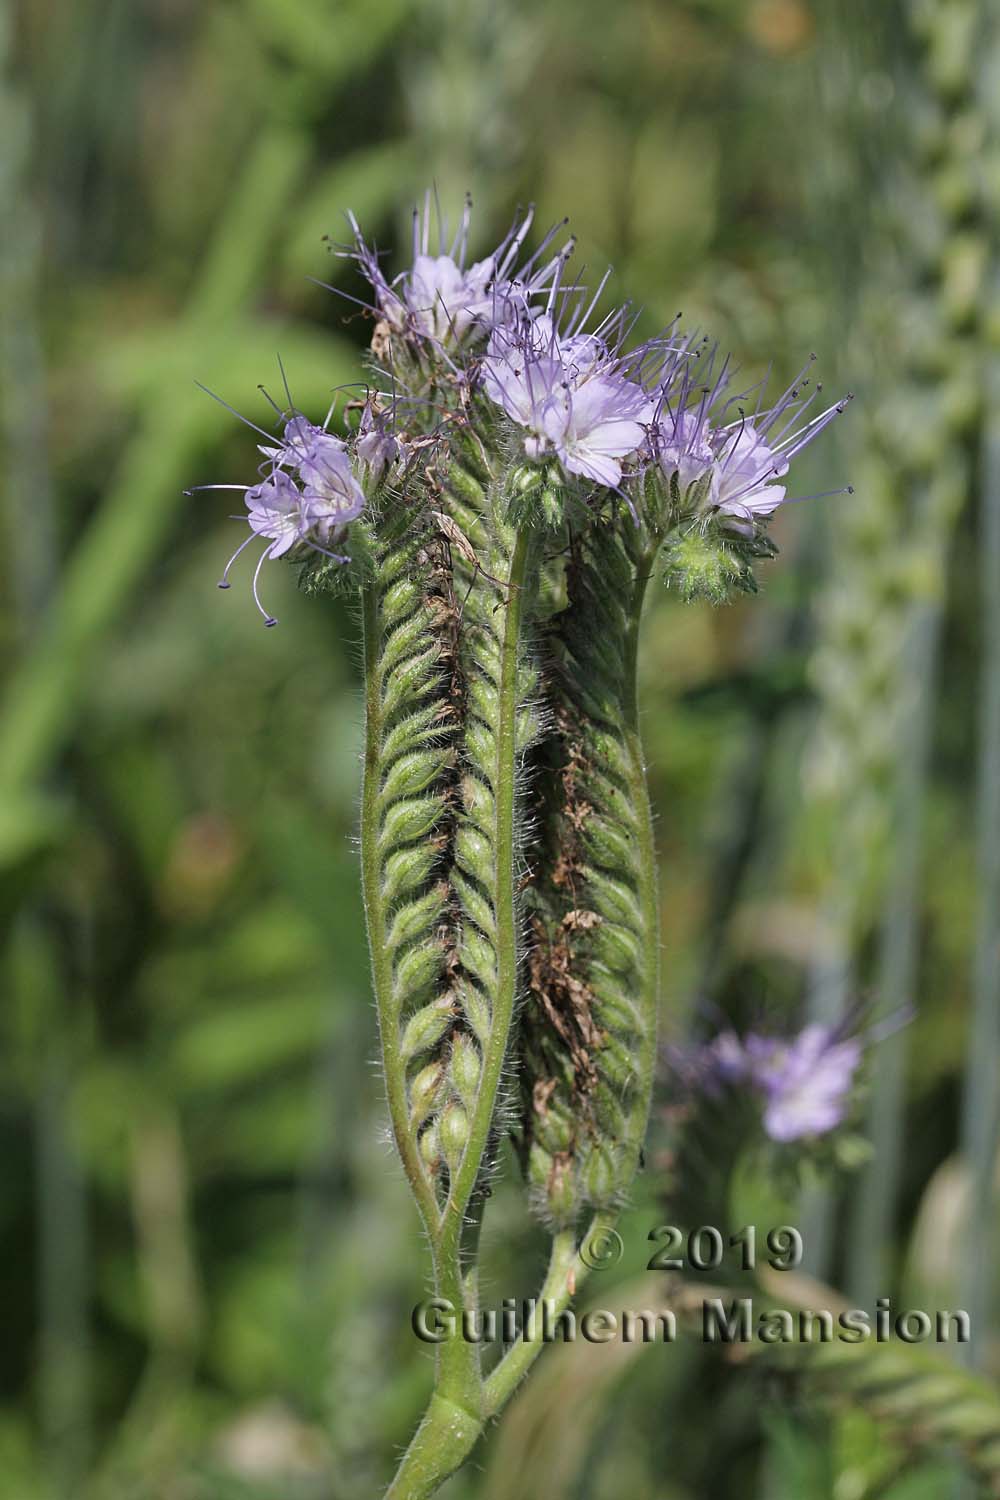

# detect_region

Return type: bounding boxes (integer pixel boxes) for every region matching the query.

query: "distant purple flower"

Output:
[664,1028,747,1098]
[667,1020,862,1142]
[482,311,654,487]
[343,195,571,348]
[746,1025,861,1142]
[708,1029,749,1084]
[647,340,853,528]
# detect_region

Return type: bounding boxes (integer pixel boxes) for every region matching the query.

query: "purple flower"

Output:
[246,470,315,557]
[258,411,366,532]
[707,1029,749,1084]
[344,195,571,349]
[190,398,368,627]
[663,1028,747,1097]
[745,1025,861,1142]
[261,414,346,471]
[709,421,790,521]
[482,313,654,487]
[648,341,853,528]
[653,407,715,494]
[355,399,404,481]
[667,1020,862,1143]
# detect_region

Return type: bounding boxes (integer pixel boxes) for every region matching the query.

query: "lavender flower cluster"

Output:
[672,1022,863,1142]
[192,194,852,620]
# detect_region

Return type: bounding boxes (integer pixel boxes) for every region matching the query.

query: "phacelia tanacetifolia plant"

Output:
[188,194,852,1499]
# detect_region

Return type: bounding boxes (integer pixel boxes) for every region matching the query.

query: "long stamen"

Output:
[451,192,473,264]
[218,530,258,588]
[257,385,285,419]
[185,483,250,494]
[307,540,351,563]
[251,545,278,626]
[195,382,274,439]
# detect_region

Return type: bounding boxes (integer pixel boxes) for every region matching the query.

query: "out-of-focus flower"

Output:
[745,1024,862,1142]
[666,1020,862,1143]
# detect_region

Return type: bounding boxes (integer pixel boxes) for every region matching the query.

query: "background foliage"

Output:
[2,0,998,1495]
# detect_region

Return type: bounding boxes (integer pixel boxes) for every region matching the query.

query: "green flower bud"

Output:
[419,1120,441,1170]
[532,1098,575,1156]
[449,1034,481,1110]
[439,1102,470,1172]
[539,1152,579,1229]
[661,531,753,604]
[409,1063,444,1127]
[392,942,446,1010]
[381,844,440,905]
[589,920,642,977]
[379,795,445,854]
[583,1141,619,1207]
[399,997,455,1062]
[599,1034,637,1091]
[455,824,492,880]
[386,884,448,953]
[379,748,451,806]
[582,816,635,872]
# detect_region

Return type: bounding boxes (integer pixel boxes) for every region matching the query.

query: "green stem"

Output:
[384,1393,482,1500]
[360,582,440,1236]
[482,1219,601,1419]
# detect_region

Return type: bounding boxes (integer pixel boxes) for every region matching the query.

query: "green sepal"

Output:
[296,519,376,596]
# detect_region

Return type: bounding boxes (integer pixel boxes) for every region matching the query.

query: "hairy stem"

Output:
[384,1393,482,1500]
[482,1217,602,1418]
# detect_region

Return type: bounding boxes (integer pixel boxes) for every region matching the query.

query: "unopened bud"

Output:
[409,1063,444,1127]
[583,1141,619,1207]
[400,997,454,1062]
[449,1034,481,1110]
[419,1120,441,1170]
[439,1102,470,1171]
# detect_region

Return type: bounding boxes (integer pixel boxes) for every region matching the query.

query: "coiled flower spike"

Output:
[190,192,857,1500]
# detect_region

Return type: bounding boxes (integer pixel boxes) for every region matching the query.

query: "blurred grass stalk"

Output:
[0,125,309,801]
[804,0,984,1293]
[3,11,94,1491]
[959,328,1000,1371]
